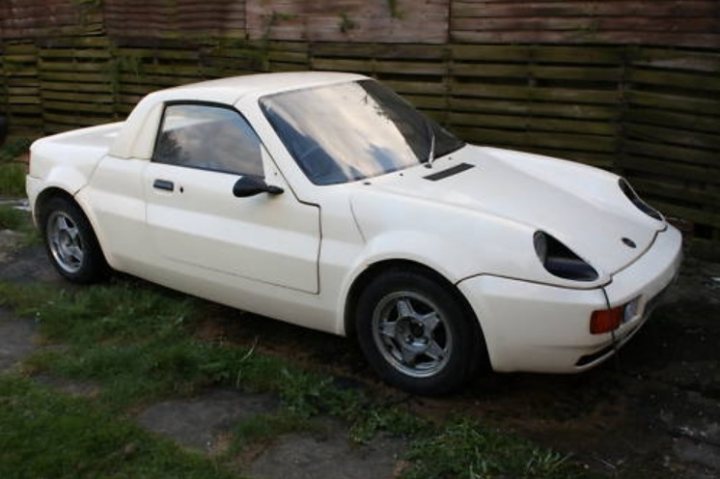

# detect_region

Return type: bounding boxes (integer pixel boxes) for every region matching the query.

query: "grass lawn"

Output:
[0,276,590,479]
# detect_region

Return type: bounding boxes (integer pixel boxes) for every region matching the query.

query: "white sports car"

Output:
[27,72,682,394]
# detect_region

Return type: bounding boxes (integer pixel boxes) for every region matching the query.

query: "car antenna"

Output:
[424,118,436,168]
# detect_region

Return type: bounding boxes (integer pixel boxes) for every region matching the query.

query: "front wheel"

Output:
[355,269,484,395]
[41,196,107,283]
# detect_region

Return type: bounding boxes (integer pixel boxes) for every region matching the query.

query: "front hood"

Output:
[361,145,664,276]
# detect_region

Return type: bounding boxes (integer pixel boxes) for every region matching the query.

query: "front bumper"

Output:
[457,225,683,373]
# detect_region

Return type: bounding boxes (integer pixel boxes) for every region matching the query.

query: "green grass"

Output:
[0,163,26,197]
[2,280,257,408]
[0,375,238,479]
[0,279,590,478]
[0,205,25,230]
[405,418,577,479]
[1,280,385,418]
[0,205,39,248]
[0,138,30,197]
[228,412,315,454]
[0,137,31,163]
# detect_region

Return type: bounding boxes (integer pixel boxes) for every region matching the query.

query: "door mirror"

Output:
[233,176,284,198]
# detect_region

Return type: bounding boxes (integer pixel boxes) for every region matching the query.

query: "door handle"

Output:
[153,179,174,192]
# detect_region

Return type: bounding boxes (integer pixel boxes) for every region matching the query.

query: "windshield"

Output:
[260,80,465,185]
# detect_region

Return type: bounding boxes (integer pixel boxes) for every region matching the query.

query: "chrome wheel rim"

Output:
[47,211,84,274]
[371,291,452,378]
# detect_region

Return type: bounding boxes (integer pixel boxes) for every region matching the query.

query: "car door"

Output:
[143,101,320,293]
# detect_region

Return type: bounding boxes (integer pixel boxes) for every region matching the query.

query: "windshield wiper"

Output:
[424,118,436,168]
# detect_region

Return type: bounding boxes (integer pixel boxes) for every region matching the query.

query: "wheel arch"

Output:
[343,259,485,345]
[35,187,77,227]
[35,186,112,268]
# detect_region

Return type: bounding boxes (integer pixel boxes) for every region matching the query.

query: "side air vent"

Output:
[424,163,474,181]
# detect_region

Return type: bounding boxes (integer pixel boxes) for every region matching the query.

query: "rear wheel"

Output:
[41,196,107,283]
[355,268,484,395]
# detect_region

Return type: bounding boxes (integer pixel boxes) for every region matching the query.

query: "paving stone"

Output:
[0,245,61,283]
[136,389,278,453]
[0,308,37,372]
[249,424,406,479]
[0,229,22,261]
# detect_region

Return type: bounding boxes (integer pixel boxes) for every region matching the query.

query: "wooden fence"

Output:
[0,1,718,259]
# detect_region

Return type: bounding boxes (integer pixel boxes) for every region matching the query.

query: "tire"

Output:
[40,196,108,283]
[355,268,484,395]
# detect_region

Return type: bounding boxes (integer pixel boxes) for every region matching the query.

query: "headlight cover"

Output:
[533,231,599,282]
[619,178,662,221]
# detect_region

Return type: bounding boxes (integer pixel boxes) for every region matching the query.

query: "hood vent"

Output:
[424,162,474,181]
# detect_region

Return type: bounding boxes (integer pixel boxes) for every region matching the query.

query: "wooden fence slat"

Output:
[625,123,720,151]
[455,127,617,152]
[631,47,720,73]
[449,112,617,136]
[619,155,720,185]
[652,201,720,229]
[626,90,720,116]
[629,69,720,91]
[451,2,720,18]
[633,178,720,211]
[449,96,620,120]
[624,139,719,168]
[624,109,719,135]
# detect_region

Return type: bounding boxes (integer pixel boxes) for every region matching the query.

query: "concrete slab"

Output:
[136,389,279,453]
[0,308,36,372]
[249,424,406,479]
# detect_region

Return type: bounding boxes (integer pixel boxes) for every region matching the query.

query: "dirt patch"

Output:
[248,421,406,479]
[136,389,279,454]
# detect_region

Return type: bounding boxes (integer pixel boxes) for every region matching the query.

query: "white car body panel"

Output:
[26,72,683,374]
[142,156,320,293]
[353,145,662,283]
[29,122,122,198]
[459,225,682,372]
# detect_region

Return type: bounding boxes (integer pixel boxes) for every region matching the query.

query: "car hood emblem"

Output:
[622,237,637,248]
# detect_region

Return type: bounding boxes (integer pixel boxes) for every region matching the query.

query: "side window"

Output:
[153,103,264,177]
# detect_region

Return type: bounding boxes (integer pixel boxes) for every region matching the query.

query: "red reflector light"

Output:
[590,306,624,334]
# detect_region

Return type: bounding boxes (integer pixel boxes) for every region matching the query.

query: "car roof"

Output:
[110,71,369,160]
[165,71,368,102]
